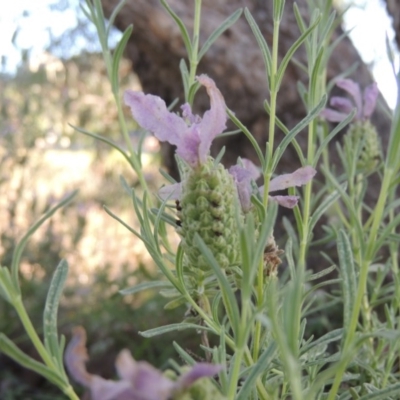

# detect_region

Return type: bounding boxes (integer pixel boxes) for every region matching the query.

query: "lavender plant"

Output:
[1,0,400,399]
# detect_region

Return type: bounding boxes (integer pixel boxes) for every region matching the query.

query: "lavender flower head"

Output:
[320,79,378,122]
[124,76,317,276]
[125,75,242,272]
[321,79,381,172]
[64,326,224,400]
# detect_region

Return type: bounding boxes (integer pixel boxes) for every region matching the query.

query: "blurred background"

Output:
[0,0,399,398]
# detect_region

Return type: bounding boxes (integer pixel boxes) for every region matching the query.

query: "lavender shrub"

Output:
[1,0,400,399]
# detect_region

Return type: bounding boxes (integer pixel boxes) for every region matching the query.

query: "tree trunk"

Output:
[385,0,400,49]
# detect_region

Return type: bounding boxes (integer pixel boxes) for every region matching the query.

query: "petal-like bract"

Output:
[65,326,221,400]
[124,75,227,167]
[362,82,378,119]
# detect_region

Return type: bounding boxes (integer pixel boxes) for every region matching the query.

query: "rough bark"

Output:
[385,0,400,49]
[101,0,390,175]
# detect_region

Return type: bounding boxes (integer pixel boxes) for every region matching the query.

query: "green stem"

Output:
[183,291,269,399]
[13,296,79,399]
[327,169,393,400]
[253,15,280,365]
[64,386,81,400]
[227,345,245,399]
[13,296,56,369]
[114,94,151,200]
[188,0,202,104]
[267,20,280,164]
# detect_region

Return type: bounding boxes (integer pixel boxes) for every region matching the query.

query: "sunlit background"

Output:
[0,0,399,398]
[1,0,399,106]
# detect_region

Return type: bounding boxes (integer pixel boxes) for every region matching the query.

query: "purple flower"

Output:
[229,161,316,212]
[124,75,226,168]
[65,326,222,400]
[320,79,378,122]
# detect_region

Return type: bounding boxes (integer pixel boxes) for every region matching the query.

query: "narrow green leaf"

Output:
[373,212,400,255]
[307,265,336,282]
[282,217,299,255]
[0,334,65,388]
[70,124,134,170]
[173,341,196,365]
[239,213,255,296]
[263,100,306,165]
[244,8,272,86]
[187,81,201,105]
[386,71,400,171]
[158,168,177,184]
[11,191,77,290]
[43,260,68,360]
[337,230,356,334]
[318,11,336,48]
[309,47,326,97]
[308,188,341,233]
[140,323,210,338]
[272,95,327,170]
[237,343,277,399]
[164,296,187,310]
[275,14,321,91]
[103,205,145,242]
[180,59,190,99]
[111,25,133,93]
[300,328,343,355]
[106,0,128,38]
[80,3,93,23]
[0,267,14,303]
[211,292,222,325]
[150,208,178,228]
[160,0,192,56]
[194,234,240,338]
[198,9,243,60]
[120,280,172,295]
[227,108,265,169]
[215,129,241,139]
[249,203,277,284]
[359,383,400,400]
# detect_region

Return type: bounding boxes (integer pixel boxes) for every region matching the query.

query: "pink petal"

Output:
[115,349,137,381]
[64,327,135,400]
[181,103,201,125]
[329,96,354,114]
[196,75,227,164]
[269,195,299,208]
[126,362,174,399]
[229,164,254,212]
[90,376,133,400]
[363,82,378,119]
[336,79,362,119]
[320,108,348,122]
[124,91,187,148]
[158,182,183,201]
[176,125,202,166]
[241,158,261,180]
[176,363,222,390]
[64,326,92,387]
[269,166,316,193]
